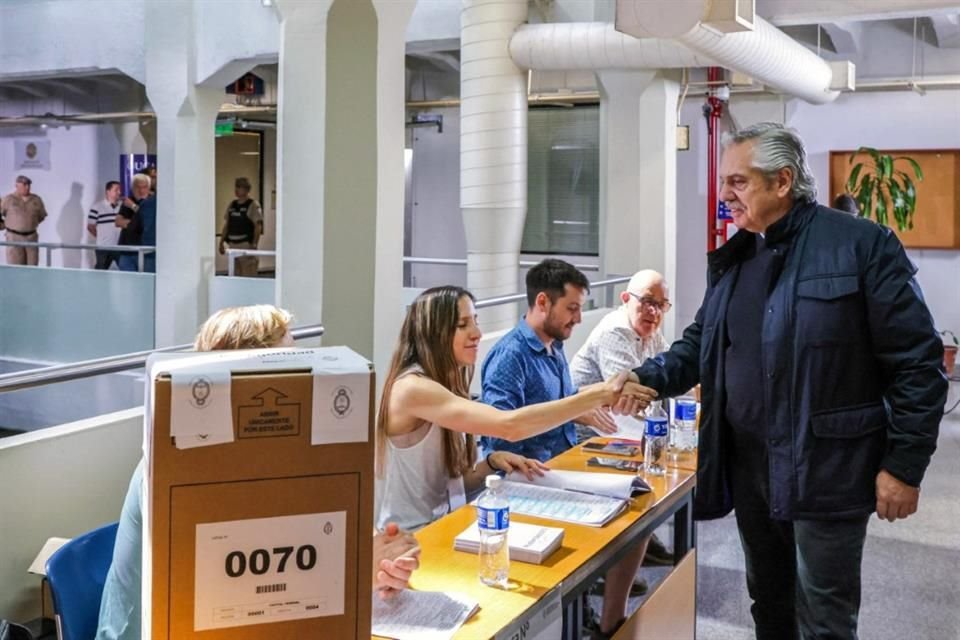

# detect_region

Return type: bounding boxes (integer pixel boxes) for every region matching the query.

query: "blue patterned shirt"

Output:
[481,319,578,462]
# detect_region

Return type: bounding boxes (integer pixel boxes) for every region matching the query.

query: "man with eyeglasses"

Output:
[570,269,671,404]
[568,269,674,633]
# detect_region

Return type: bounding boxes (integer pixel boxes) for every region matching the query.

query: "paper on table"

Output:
[28,537,71,575]
[372,590,479,640]
[454,521,564,564]
[497,481,626,527]
[505,468,638,500]
[602,413,647,440]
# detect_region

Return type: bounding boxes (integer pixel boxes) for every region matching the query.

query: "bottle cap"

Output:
[485,474,502,490]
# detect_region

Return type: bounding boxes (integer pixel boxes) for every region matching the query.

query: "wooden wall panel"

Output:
[829,149,960,249]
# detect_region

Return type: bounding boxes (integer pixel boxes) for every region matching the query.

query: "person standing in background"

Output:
[115,174,151,272]
[0,175,48,266]
[218,177,263,277]
[88,181,123,270]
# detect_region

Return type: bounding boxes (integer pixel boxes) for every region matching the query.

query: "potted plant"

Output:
[846,147,923,231]
[942,330,958,375]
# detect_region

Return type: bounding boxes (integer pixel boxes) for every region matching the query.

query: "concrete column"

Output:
[112,122,148,154]
[145,0,221,346]
[372,0,417,380]
[598,70,680,340]
[275,0,382,359]
[274,0,332,339]
[321,0,378,356]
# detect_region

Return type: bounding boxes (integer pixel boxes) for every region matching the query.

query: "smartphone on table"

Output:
[582,441,639,457]
[587,456,643,472]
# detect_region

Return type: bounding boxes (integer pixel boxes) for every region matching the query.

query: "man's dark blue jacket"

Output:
[634,200,948,521]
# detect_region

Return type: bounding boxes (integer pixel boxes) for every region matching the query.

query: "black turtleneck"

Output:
[724,234,775,503]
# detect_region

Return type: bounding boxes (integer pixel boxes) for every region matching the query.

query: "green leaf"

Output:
[846,163,865,193]
[889,181,908,231]
[853,146,881,168]
[901,174,917,211]
[894,156,924,180]
[881,155,893,181]
[858,175,874,221]
[875,181,889,227]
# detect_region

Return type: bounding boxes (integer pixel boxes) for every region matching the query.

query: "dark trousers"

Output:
[94,250,119,270]
[734,505,870,640]
[117,253,138,272]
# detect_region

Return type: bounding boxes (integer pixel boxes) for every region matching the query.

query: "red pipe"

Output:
[705,67,724,252]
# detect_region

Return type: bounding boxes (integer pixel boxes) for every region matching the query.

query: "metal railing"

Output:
[0,324,324,394]
[221,253,602,277]
[0,240,156,272]
[474,275,631,310]
[225,248,276,276]
[403,256,600,272]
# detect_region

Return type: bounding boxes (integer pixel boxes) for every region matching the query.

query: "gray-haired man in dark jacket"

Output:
[628,123,947,640]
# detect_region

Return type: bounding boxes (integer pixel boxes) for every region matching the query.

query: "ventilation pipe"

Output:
[460,0,528,330]
[615,0,839,104]
[510,22,714,70]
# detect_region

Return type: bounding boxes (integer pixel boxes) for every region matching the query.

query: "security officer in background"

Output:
[0,175,48,266]
[218,177,263,277]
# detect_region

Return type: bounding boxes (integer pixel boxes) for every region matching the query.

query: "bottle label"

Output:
[477,506,510,531]
[675,400,697,422]
[645,416,668,437]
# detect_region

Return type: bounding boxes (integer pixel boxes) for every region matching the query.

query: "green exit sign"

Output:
[215,121,234,137]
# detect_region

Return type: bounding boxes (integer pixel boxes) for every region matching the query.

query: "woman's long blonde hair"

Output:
[194,305,292,352]
[376,286,477,478]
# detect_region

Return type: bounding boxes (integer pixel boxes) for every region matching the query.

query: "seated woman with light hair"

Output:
[97,305,418,640]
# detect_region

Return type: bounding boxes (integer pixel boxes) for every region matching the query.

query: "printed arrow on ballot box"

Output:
[237,387,302,439]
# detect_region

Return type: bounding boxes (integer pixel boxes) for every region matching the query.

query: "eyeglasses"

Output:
[628,292,672,313]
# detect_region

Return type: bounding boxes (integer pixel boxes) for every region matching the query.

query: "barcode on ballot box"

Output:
[256,583,287,595]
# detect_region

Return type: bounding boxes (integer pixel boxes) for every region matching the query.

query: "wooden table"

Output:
[375,439,697,640]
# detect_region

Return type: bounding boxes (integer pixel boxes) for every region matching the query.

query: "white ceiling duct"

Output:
[460,0,528,329]
[509,22,714,70]
[616,0,840,104]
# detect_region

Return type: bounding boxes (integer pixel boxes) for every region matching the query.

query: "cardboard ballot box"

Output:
[145,348,374,640]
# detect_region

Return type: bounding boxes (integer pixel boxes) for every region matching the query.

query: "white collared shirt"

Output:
[569,306,668,387]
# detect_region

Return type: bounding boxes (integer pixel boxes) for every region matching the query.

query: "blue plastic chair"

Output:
[45,522,119,640]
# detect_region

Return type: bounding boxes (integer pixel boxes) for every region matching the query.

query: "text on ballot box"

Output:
[146,347,375,640]
[194,512,345,631]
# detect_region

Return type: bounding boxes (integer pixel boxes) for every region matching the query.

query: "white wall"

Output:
[193,0,279,86]
[0,124,121,268]
[673,89,960,339]
[0,409,144,623]
[0,0,145,82]
[786,89,960,335]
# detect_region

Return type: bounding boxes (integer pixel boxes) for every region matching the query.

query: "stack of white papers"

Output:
[372,590,479,640]
[481,469,651,527]
[495,481,627,527]
[454,521,564,564]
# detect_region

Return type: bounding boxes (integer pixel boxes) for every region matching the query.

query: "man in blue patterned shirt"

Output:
[481,259,645,636]
[481,259,616,461]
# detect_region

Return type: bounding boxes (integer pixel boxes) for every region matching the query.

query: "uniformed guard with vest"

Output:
[0,175,48,266]
[218,176,263,277]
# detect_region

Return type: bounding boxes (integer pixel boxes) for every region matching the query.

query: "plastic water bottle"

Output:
[673,396,698,451]
[477,474,510,587]
[644,401,669,477]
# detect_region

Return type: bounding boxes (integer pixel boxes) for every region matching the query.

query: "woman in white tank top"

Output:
[376,286,657,532]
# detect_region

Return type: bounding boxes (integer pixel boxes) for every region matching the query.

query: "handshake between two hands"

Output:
[579,371,658,435]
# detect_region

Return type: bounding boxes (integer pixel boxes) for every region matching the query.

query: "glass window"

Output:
[523,106,600,256]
